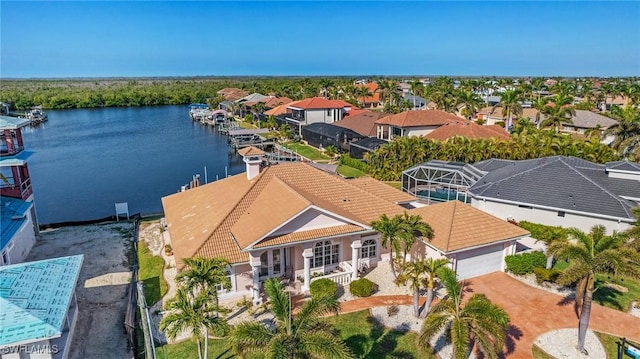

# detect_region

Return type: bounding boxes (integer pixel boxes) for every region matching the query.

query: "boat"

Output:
[26,106,48,125]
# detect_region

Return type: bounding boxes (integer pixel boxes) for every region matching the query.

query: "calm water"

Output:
[22,106,244,224]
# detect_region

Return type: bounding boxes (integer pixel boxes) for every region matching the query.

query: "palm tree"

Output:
[418,267,510,359]
[540,94,576,133]
[531,97,547,129]
[420,258,450,319]
[176,257,231,309]
[228,278,353,359]
[549,225,640,354]
[160,288,229,359]
[496,89,522,131]
[408,79,424,109]
[399,212,434,264]
[396,259,429,317]
[605,105,640,159]
[456,90,484,120]
[371,214,404,278]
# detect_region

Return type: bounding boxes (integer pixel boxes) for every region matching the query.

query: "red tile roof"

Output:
[288,97,355,110]
[376,110,466,128]
[425,122,510,141]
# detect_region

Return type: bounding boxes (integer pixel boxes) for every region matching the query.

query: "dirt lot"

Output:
[26,222,134,359]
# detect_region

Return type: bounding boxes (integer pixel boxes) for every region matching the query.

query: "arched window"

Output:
[313,241,339,268]
[360,239,376,258]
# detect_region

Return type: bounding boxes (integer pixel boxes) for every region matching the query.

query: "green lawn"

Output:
[532,345,555,359]
[137,241,168,306]
[282,142,330,161]
[156,310,429,359]
[595,332,640,359]
[338,165,367,178]
[553,261,640,312]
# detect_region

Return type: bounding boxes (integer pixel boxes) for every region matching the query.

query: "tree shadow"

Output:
[472,324,523,359]
[557,293,579,318]
[593,282,624,310]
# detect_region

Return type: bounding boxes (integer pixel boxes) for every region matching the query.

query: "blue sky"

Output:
[2,1,639,78]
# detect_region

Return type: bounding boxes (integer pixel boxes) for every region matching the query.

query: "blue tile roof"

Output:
[0,150,33,167]
[0,255,83,346]
[1,196,33,251]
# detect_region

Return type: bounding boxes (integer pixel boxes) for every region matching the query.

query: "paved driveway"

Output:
[468,272,640,358]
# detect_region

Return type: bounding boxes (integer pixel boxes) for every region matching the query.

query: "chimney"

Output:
[238,146,266,180]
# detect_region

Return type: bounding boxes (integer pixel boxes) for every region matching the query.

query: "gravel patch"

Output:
[534,329,605,358]
[631,301,640,318]
[26,222,134,359]
[505,272,575,297]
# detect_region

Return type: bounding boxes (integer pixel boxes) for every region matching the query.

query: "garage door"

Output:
[454,243,505,280]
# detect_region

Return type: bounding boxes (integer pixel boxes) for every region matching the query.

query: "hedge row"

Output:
[339,154,369,173]
[505,251,547,275]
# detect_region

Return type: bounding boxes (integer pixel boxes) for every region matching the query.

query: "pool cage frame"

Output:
[402,160,486,204]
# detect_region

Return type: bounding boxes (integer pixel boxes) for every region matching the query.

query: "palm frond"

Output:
[263,278,290,323]
[228,321,274,355]
[300,331,355,359]
[418,312,451,350]
[451,319,471,359]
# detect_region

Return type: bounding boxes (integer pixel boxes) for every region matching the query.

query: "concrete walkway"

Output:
[334,272,640,358]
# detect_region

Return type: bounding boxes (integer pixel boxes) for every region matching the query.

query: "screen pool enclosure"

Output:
[402,160,486,204]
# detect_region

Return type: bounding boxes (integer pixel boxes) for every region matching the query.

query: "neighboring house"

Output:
[333,111,389,137]
[425,122,510,141]
[600,95,627,112]
[0,255,83,359]
[375,110,470,141]
[162,151,529,304]
[1,116,38,266]
[403,156,640,234]
[236,93,269,104]
[410,201,529,279]
[470,156,640,234]
[244,96,293,112]
[357,83,381,109]
[477,107,543,126]
[403,94,427,110]
[217,88,248,102]
[559,110,618,136]
[278,97,355,134]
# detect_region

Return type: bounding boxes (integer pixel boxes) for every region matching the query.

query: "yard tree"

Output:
[420,258,450,319]
[228,278,353,359]
[549,225,640,354]
[160,288,228,359]
[418,267,511,359]
[176,257,231,310]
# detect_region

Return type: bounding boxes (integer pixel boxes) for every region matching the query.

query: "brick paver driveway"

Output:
[468,272,640,358]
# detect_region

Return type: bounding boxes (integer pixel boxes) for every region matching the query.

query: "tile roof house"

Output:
[375,110,470,140]
[162,152,531,303]
[560,110,618,136]
[0,255,83,358]
[356,83,381,109]
[425,122,510,141]
[217,88,248,101]
[278,97,357,134]
[333,111,389,137]
[410,201,529,279]
[469,156,640,234]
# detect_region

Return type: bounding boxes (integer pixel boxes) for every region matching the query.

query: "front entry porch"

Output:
[248,235,381,304]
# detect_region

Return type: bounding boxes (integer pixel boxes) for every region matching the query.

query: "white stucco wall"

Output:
[471,198,632,234]
[405,126,439,137]
[270,209,348,237]
[2,209,36,265]
[305,108,343,124]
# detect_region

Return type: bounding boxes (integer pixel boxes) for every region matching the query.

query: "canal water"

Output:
[22,105,245,225]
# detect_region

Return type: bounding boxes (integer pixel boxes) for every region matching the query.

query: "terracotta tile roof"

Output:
[408,201,529,252]
[231,178,312,249]
[162,162,411,267]
[237,146,266,157]
[288,97,354,110]
[375,110,465,128]
[357,83,381,104]
[254,224,365,248]
[218,88,248,101]
[425,121,510,141]
[263,96,292,108]
[348,177,415,203]
[161,174,254,267]
[264,103,290,116]
[333,111,390,137]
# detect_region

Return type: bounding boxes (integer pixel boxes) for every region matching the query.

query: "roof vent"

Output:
[342,198,350,202]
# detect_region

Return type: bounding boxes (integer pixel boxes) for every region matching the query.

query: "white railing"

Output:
[312,271,352,286]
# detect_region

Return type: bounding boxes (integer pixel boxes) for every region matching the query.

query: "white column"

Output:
[251,264,261,305]
[302,250,313,292]
[351,241,362,280]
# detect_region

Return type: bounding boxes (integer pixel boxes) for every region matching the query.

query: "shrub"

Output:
[339,154,370,172]
[349,278,376,297]
[505,251,547,275]
[518,221,567,241]
[309,278,338,299]
[534,268,561,284]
